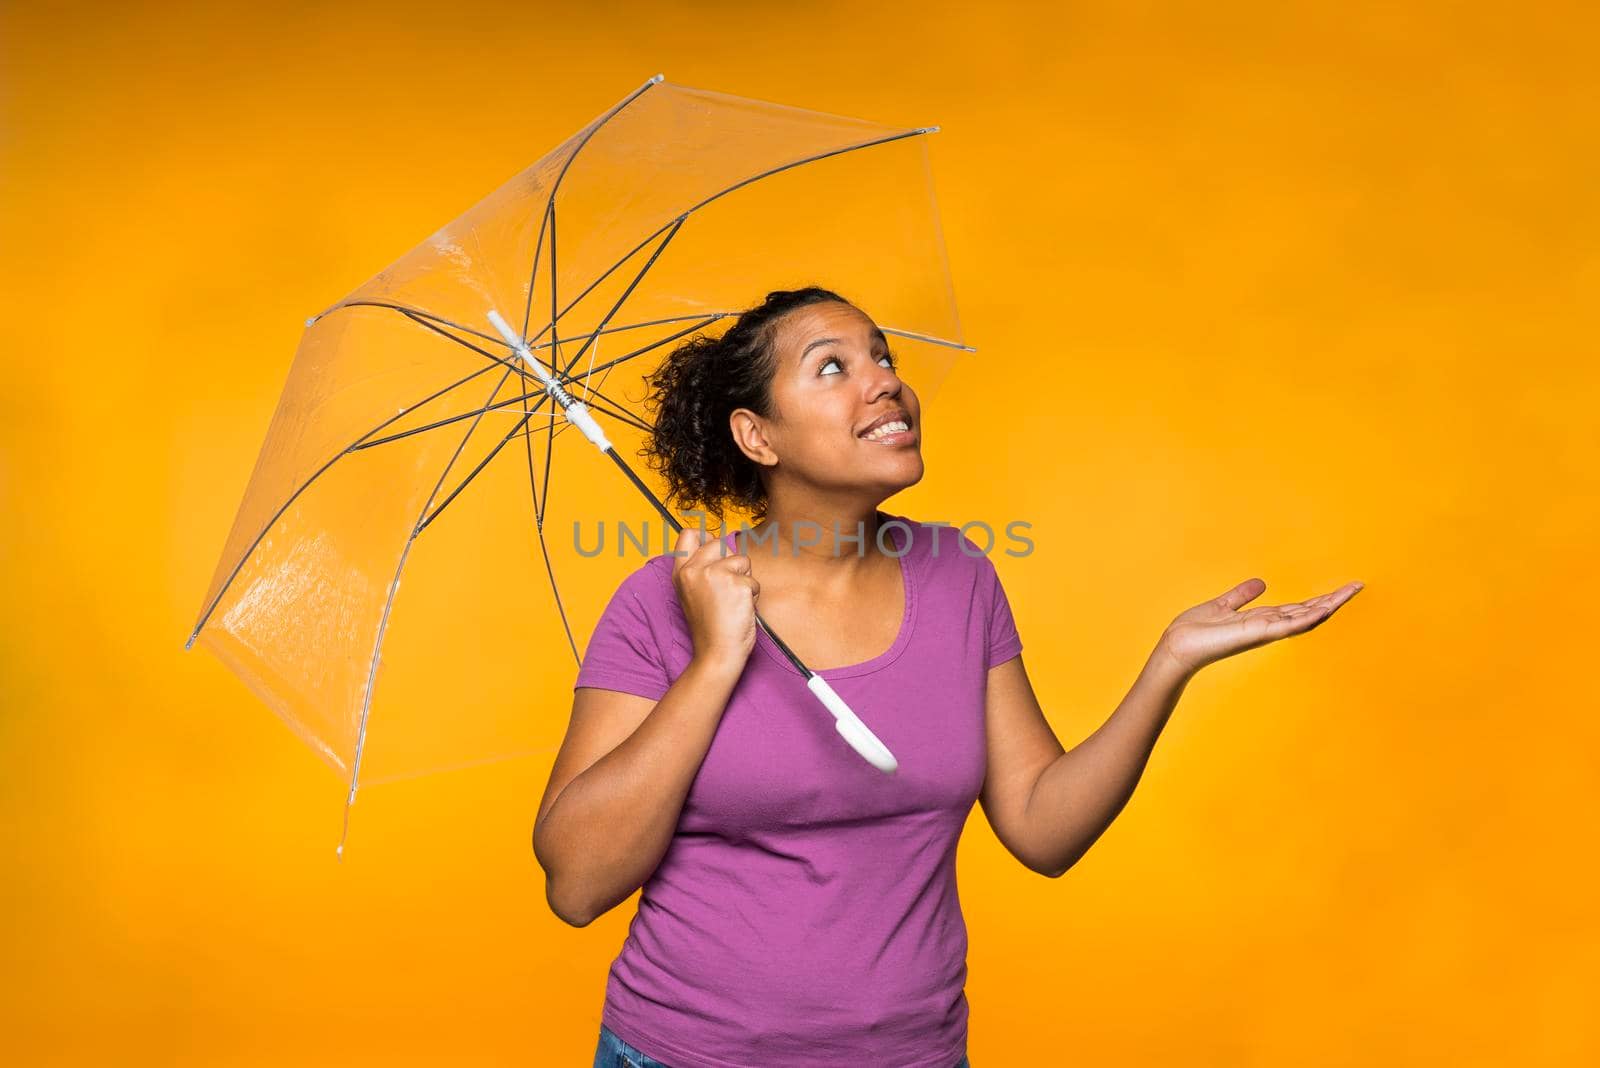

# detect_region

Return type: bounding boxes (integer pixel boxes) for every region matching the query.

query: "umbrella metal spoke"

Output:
[318,301,508,350]
[564,313,723,380]
[523,73,663,338]
[395,308,538,382]
[342,364,524,853]
[579,391,653,436]
[346,315,708,455]
[519,179,552,344]
[185,360,505,647]
[520,127,947,360]
[531,213,686,535]
[332,299,743,378]
[415,400,545,534]
[562,216,686,374]
[353,394,560,451]
[516,344,582,669]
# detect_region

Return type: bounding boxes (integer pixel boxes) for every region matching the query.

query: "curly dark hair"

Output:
[642,286,851,524]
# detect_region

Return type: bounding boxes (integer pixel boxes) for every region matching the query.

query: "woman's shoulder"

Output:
[626,551,679,602]
[884,512,1002,581]
[588,554,688,651]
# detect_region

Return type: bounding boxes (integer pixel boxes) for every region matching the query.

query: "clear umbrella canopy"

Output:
[187,75,969,805]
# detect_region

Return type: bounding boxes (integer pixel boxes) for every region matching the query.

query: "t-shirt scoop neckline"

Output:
[722,509,918,681]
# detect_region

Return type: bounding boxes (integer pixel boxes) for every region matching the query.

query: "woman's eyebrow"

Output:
[800,329,889,360]
[801,336,841,359]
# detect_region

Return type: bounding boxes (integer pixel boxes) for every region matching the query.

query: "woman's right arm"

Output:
[532,527,759,927]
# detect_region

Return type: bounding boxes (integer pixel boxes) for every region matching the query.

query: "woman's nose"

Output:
[865,361,902,402]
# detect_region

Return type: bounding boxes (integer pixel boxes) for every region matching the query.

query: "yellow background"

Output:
[3,1,1596,1064]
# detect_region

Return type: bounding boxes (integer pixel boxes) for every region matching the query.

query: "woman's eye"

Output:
[818,352,896,376]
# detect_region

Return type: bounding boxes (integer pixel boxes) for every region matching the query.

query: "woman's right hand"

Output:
[671,525,759,671]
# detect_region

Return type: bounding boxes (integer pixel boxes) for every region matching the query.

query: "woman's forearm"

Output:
[1026,638,1196,878]
[536,655,744,926]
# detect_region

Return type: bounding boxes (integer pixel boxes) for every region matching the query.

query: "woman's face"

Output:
[732,300,924,504]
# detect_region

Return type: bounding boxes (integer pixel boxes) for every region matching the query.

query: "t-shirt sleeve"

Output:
[573,564,675,702]
[984,557,1024,669]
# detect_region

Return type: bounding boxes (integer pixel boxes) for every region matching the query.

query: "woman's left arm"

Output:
[978,577,1364,879]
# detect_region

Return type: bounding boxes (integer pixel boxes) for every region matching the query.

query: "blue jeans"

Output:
[593,1023,971,1067]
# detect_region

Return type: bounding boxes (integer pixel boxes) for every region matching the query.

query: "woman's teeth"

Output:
[863,420,910,441]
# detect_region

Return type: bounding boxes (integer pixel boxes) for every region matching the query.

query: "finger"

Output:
[1271,597,1349,637]
[1255,601,1325,618]
[672,526,704,571]
[1246,610,1319,643]
[1213,578,1267,612]
[717,553,753,576]
[1304,583,1364,612]
[690,529,731,564]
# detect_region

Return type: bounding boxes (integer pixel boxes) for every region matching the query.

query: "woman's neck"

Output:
[737,499,890,579]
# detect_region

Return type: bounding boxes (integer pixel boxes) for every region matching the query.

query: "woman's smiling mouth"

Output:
[858,411,916,446]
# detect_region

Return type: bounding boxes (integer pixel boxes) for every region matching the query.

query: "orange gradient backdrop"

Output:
[3,1,1596,1064]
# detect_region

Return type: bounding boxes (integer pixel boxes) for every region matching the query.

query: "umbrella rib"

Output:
[343,365,523,831]
[532,215,686,531]
[518,188,552,344]
[538,406,556,526]
[353,390,559,451]
[415,400,543,535]
[566,313,725,380]
[547,198,559,375]
[521,205,685,668]
[322,301,509,350]
[523,224,667,348]
[364,304,731,439]
[680,127,936,228]
[185,360,504,648]
[525,200,577,664]
[575,388,653,436]
[394,308,538,380]
[537,214,560,530]
[523,126,950,357]
[521,72,664,338]
[415,362,526,537]
[317,114,958,380]
[326,299,968,365]
[419,214,688,535]
[516,354,582,670]
[330,300,738,365]
[343,316,715,455]
[561,217,687,372]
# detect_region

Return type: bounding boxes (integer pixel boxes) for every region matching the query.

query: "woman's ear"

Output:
[729,408,777,467]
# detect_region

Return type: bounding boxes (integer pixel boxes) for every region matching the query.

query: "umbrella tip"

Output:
[650,73,664,84]
[305,316,317,328]
[919,125,942,134]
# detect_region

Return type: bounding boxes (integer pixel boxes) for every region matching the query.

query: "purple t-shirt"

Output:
[572,511,1023,1068]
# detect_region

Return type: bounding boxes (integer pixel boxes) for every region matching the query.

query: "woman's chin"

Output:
[879,455,925,492]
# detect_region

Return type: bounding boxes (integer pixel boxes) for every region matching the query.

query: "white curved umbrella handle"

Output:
[806,675,898,773]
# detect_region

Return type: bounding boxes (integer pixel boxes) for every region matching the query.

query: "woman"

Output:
[533,287,1362,1068]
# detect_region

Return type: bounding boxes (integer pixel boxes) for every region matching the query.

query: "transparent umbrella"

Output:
[184,75,972,854]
